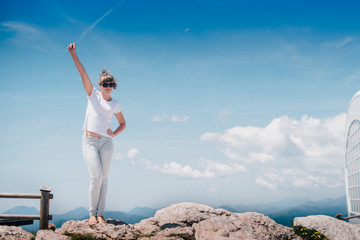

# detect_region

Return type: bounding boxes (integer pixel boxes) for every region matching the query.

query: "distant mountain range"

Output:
[1,205,158,232]
[1,196,347,231]
[219,195,347,227]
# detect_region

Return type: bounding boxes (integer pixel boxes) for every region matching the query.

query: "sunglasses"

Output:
[102,82,116,88]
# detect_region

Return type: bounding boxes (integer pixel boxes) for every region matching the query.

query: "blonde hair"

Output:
[98,69,118,89]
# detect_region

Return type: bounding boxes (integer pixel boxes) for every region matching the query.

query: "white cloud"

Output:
[322,36,354,49]
[171,115,189,122]
[255,176,277,190]
[157,158,246,178]
[336,37,354,48]
[201,113,346,190]
[185,28,191,33]
[127,148,139,159]
[1,21,58,52]
[201,114,345,165]
[256,168,343,190]
[126,148,154,169]
[219,110,230,123]
[152,113,169,122]
[127,113,346,188]
[199,157,247,175]
[152,113,189,122]
[265,172,285,183]
[127,148,246,179]
[2,21,39,34]
[159,162,214,178]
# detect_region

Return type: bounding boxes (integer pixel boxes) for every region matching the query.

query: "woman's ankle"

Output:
[89,216,98,225]
[97,216,106,223]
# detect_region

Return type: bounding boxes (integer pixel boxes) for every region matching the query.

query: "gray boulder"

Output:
[56,220,136,240]
[35,230,70,240]
[153,202,231,226]
[0,226,33,240]
[193,212,300,240]
[294,215,360,240]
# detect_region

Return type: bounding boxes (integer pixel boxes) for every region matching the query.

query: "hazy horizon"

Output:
[1,194,347,215]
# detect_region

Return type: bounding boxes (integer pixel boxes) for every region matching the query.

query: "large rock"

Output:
[133,202,231,238]
[134,217,160,235]
[152,202,231,226]
[0,226,33,240]
[56,220,136,240]
[294,215,360,240]
[193,212,300,240]
[35,230,70,240]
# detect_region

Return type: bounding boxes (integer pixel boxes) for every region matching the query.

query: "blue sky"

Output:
[1,0,360,214]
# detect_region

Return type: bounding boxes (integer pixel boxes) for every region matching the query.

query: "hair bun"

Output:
[102,68,111,75]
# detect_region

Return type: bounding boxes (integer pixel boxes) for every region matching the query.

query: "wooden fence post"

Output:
[0,187,53,230]
[39,186,52,230]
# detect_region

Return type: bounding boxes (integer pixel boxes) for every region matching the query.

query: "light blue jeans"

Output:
[82,136,114,217]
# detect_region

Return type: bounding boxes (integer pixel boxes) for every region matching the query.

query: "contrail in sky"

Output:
[76,0,127,43]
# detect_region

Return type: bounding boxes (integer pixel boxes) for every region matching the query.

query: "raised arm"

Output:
[67,42,93,96]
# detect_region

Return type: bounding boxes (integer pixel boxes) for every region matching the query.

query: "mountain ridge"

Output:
[218,196,347,226]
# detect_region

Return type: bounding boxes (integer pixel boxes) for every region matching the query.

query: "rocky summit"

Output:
[1,202,302,239]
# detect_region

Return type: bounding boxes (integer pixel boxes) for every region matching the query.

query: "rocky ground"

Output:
[0,202,357,240]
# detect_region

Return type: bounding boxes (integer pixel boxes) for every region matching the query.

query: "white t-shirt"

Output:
[82,87,122,137]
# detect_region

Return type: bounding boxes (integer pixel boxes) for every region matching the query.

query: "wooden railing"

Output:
[336,213,360,220]
[0,186,53,230]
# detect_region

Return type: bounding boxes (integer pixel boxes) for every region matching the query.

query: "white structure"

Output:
[345,91,360,223]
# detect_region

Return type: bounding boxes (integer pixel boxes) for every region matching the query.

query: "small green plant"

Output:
[30,232,36,240]
[134,230,157,239]
[293,225,327,240]
[63,232,106,240]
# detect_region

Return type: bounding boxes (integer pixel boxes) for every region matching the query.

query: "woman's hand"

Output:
[107,128,115,137]
[67,42,76,53]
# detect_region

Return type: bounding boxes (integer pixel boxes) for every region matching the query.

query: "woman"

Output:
[67,42,126,225]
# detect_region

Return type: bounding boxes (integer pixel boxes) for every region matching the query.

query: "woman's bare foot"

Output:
[89,216,98,225]
[97,216,106,224]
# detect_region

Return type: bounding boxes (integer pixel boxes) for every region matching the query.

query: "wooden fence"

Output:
[336,213,360,221]
[0,186,53,230]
